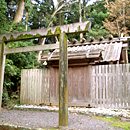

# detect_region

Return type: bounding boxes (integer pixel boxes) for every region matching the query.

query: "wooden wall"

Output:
[20,64,130,108]
[49,66,91,105]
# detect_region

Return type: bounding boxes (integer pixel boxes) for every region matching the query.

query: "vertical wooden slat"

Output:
[20,70,24,104]
[39,69,42,103]
[27,70,30,104]
[114,65,118,108]
[119,64,123,108]
[122,64,125,108]
[105,65,108,107]
[126,64,130,107]
[108,65,111,107]
[102,65,105,107]
[91,66,95,105]
[46,68,50,103]
[43,69,46,103]
[113,65,116,108]
[128,65,130,107]
[98,65,102,106]
[50,68,54,103]
[118,64,121,108]
[95,66,98,106]
[111,65,113,108]
[117,64,120,108]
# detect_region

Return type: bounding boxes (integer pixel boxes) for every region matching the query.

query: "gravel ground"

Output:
[0,109,123,130]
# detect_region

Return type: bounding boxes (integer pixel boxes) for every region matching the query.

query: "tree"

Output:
[84,0,109,39]
[0,0,10,34]
[13,0,25,23]
[103,0,130,36]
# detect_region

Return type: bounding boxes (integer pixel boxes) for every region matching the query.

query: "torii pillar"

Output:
[59,33,68,128]
[0,41,6,113]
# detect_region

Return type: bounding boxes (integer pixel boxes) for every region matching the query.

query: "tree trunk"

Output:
[83,0,86,19]
[25,10,28,31]
[13,0,25,23]
[79,0,83,41]
[83,0,90,19]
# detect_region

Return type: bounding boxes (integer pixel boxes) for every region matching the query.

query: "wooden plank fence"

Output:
[20,69,50,104]
[20,64,130,108]
[91,64,130,108]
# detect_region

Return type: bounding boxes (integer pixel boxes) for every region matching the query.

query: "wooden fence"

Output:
[20,69,50,104]
[91,64,130,108]
[20,64,130,108]
[20,66,91,106]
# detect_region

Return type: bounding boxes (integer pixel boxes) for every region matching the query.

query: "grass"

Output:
[95,116,130,130]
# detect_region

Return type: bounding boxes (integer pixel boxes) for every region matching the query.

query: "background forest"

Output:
[0,0,130,107]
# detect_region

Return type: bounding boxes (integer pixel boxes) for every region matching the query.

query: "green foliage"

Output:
[2,89,9,106]
[5,59,18,76]
[28,1,55,29]
[89,9,109,27]
[87,25,109,39]
[84,0,110,39]
[0,0,7,22]
[0,0,10,34]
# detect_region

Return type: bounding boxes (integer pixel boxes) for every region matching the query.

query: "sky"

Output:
[53,0,97,7]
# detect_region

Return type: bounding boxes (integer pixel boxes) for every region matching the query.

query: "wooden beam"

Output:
[0,21,91,42]
[0,42,6,113]
[5,44,59,54]
[59,33,68,128]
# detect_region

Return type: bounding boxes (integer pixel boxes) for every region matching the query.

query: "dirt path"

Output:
[0,109,123,130]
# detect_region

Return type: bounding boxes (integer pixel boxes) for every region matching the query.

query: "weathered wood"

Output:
[0,42,6,113]
[20,64,130,109]
[0,21,91,42]
[59,33,68,128]
[20,69,50,105]
[5,44,59,54]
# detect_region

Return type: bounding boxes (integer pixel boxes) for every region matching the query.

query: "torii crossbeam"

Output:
[0,21,91,128]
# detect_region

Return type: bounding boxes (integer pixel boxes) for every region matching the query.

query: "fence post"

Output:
[0,42,6,113]
[59,33,68,128]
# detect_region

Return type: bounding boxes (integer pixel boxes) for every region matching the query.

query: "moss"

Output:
[23,34,34,39]
[95,116,120,121]
[111,122,130,130]
[2,36,7,41]
[47,29,53,35]
[95,116,130,130]
[54,27,61,34]
[10,35,15,40]
[67,28,69,33]
[78,26,80,31]
[35,34,42,38]
[85,21,91,31]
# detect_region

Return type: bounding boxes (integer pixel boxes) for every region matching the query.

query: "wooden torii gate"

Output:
[0,21,91,128]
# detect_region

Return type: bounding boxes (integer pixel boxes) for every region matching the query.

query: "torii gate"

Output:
[0,21,91,128]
